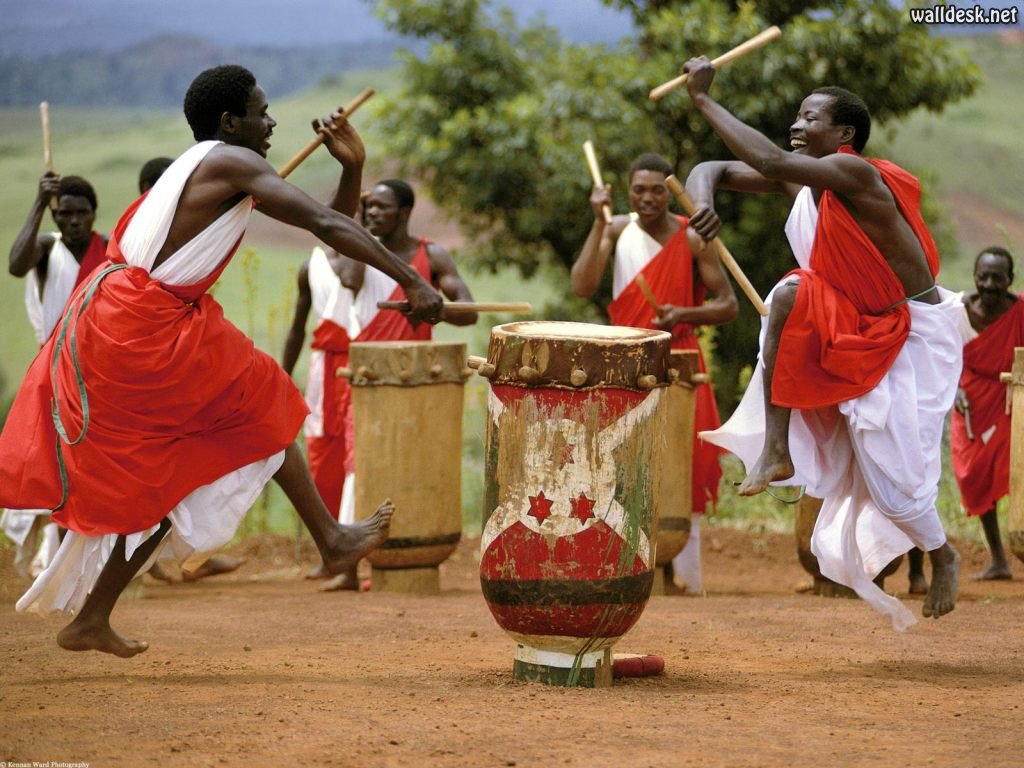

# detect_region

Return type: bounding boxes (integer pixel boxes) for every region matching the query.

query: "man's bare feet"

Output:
[908,572,929,595]
[320,500,394,576]
[922,544,960,619]
[182,555,246,582]
[57,619,149,658]
[738,448,795,496]
[319,567,360,592]
[305,564,328,580]
[971,563,1012,581]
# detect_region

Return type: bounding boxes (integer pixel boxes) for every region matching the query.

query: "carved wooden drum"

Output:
[349,340,469,594]
[650,349,698,593]
[475,321,672,686]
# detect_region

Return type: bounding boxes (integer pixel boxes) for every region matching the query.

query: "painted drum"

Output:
[348,340,470,594]
[476,321,672,687]
[650,349,698,594]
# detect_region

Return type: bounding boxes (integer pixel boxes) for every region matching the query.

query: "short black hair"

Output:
[57,175,97,211]
[629,153,673,182]
[183,65,257,141]
[812,86,871,153]
[378,179,415,210]
[138,157,174,194]
[976,245,1014,280]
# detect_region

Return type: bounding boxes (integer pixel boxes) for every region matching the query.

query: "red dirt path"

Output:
[2,527,1023,768]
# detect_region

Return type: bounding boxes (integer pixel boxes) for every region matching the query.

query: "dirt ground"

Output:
[2,526,1023,768]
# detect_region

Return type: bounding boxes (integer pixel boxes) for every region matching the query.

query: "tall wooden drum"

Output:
[474,321,672,687]
[349,341,469,594]
[650,349,698,594]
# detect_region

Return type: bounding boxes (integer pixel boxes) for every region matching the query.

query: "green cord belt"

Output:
[49,262,129,511]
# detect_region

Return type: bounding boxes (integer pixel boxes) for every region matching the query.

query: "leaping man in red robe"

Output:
[683,57,961,629]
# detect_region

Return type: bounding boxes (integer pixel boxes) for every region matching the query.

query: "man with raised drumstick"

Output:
[682,56,960,628]
[2,174,109,579]
[0,64,443,657]
[571,152,738,593]
[285,177,478,590]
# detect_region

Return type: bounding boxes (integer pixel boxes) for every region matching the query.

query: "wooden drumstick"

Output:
[634,274,660,313]
[582,140,614,225]
[277,87,375,178]
[377,301,533,314]
[665,175,768,316]
[648,26,782,102]
[40,101,58,211]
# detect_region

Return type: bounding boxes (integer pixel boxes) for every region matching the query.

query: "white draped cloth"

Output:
[612,213,660,300]
[703,186,962,630]
[303,246,360,439]
[17,141,285,616]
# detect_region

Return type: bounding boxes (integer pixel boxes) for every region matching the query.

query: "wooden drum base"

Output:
[370,566,440,595]
[512,645,613,688]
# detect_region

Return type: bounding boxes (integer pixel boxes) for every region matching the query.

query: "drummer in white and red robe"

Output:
[300,179,478,590]
[3,174,108,577]
[571,153,738,592]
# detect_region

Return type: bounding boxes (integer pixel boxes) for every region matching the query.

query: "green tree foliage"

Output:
[372,0,979,410]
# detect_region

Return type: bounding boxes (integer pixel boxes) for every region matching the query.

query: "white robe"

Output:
[17,141,285,616]
[303,246,360,439]
[702,187,962,630]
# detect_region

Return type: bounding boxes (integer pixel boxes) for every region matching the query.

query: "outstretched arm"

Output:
[200,147,442,324]
[282,260,312,376]
[653,228,739,330]
[683,57,874,196]
[571,184,622,298]
[428,243,477,326]
[9,173,59,278]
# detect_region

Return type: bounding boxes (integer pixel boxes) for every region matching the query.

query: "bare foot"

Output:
[57,619,149,658]
[146,562,176,583]
[320,500,394,576]
[182,555,246,582]
[922,545,960,619]
[319,567,360,592]
[737,450,795,496]
[305,564,328,580]
[971,563,1012,581]
[908,572,929,595]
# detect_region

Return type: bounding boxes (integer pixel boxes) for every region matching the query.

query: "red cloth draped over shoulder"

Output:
[607,219,723,513]
[0,195,308,536]
[951,296,1024,516]
[772,147,940,409]
[72,231,108,288]
[356,238,434,342]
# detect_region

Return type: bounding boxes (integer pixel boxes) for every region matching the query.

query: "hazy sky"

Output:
[0,0,634,55]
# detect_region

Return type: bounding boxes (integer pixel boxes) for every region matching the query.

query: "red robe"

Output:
[773,147,940,409]
[0,197,308,536]
[72,231,108,289]
[951,296,1024,516]
[607,219,722,514]
[307,240,434,513]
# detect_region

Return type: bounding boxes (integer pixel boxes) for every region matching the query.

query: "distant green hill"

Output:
[879,35,1024,284]
[0,35,400,107]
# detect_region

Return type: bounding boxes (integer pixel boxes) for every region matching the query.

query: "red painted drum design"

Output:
[475,322,672,687]
[348,341,470,594]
